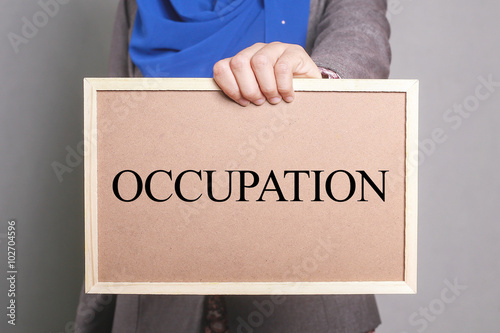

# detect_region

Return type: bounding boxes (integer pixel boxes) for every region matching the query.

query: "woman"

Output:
[76,0,391,332]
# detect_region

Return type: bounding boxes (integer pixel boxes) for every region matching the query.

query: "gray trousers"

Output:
[75,285,380,333]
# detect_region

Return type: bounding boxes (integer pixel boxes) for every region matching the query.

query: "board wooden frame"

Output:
[84,78,418,295]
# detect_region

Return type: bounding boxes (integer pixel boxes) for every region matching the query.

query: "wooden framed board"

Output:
[84,78,418,295]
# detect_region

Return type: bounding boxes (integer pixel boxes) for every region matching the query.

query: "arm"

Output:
[310,0,391,79]
[109,0,137,77]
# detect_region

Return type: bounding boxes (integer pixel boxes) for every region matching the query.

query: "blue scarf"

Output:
[129,0,310,77]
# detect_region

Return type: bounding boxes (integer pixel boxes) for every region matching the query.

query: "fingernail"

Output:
[239,99,250,106]
[254,98,266,105]
[284,96,294,103]
[269,97,282,104]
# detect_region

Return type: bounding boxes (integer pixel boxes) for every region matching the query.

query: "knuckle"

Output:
[290,44,305,52]
[275,62,291,75]
[229,55,248,70]
[212,61,228,77]
[251,54,269,70]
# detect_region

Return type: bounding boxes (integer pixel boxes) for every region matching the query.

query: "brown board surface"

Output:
[84,78,418,294]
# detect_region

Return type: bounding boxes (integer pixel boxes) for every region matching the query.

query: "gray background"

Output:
[0,0,498,332]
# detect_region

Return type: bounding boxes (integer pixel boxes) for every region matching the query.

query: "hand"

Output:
[213,42,321,106]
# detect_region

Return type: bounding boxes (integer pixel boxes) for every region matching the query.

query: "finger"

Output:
[276,45,322,78]
[229,43,267,105]
[275,46,321,102]
[250,42,288,104]
[213,58,250,106]
[274,53,295,103]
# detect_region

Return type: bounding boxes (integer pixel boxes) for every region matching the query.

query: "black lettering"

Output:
[237,171,260,202]
[284,170,310,202]
[325,170,355,202]
[257,170,287,202]
[312,170,324,202]
[113,170,142,202]
[175,170,202,202]
[206,170,234,202]
[356,170,388,202]
[145,170,173,202]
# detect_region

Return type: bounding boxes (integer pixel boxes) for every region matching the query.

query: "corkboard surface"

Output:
[95,90,406,284]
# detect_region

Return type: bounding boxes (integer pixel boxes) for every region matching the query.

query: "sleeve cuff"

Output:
[318,67,341,79]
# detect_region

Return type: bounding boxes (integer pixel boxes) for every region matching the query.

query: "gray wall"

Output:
[378,0,500,332]
[0,0,498,332]
[0,0,120,332]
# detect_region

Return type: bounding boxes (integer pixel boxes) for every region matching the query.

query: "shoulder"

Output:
[109,0,139,77]
[117,0,137,28]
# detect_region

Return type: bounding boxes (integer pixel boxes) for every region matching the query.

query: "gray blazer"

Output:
[76,1,391,332]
